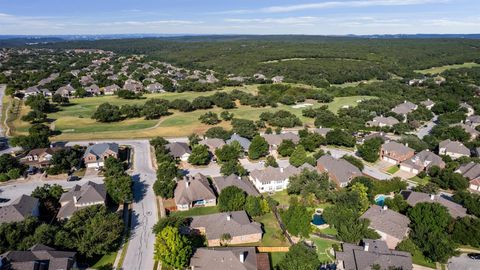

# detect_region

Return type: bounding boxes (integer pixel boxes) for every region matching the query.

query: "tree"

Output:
[215,142,242,163]
[192,96,213,109]
[325,129,355,147]
[47,147,84,175]
[218,186,247,212]
[277,242,321,270]
[154,226,192,269]
[152,216,186,234]
[52,93,69,105]
[103,157,125,177]
[21,110,47,123]
[231,118,258,139]
[105,174,133,203]
[142,99,169,120]
[205,127,231,140]
[451,216,480,248]
[31,184,64,218]
[287,170,331,199]
[248,135,269,160]
[220,111,234,121]
[220,233,232,246]
[55,205,124,258]
[342,155,364,170]
[188,144,210,165]
[10,124,51,151]
[278,139,296,157]
[281,198,312,238]
[299,132,324,152]
[289,145,308,167]
[92,103,122,122]
[349,183,369,212]
[357,137,383,162]
[153,161,179,198]
[265,155,278,167]
[220,160,248,176]
[244,196,269,217]
[188,133,201,147]
[384,194,409,213]
[198,112,221,125]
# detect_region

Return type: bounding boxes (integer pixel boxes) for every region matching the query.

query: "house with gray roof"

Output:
[460,102,475,116]
[261,132,300,151]
[400,150,445,174]
[83,143,119,168]
[312,127,332,137]
[366,116,399,128]
[360,205,410,249]
[165,142,191,161]
[0,195,39,224]
[213,175,259,197]
[57,181,107,220]
[55,85,75,98]
[438,139,470,159]
[84,84,101,95]
[103,84,120,95]
[401,191,467,218]
[381,141,415,164]
[190,247,270,270]
[80,75,95,86]
[455,162,480,192]
[249,164,312,193]
[189,211,262,246]
[199,138,225,153]
[23,86,41,98]
[0,244,77,270]
[391,101,417,117]
[123,79,143,92]
[174,173,216,211]
[466,115,480,127]
[316,155,363,187]
[336,239,412,270]
[227,134,251,151]
[421,99,435,110]
[146,82,164,93]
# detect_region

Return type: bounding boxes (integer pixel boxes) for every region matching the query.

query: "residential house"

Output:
[357,132,387,145]
[55,85,76,98]
[336,239,412,270]
[57,181,107,219]
[249,164,313,192]
[400,150,445,174]
[380,141,415,164]
[262,132,300,151]
[312,127,332,137]
[199,138,225,153]
[434,76,446,85]
[465,115,480,128]
[360,205,410,249]
[20,147,62,168]
[82,143,119,168]
[189,211,262,246]
[438,139,470,159]
[421,99,435,110]
[189,247,270,270]
[84,84,101,96]
[451,123,479,139]
[401,191,467,218]
[460,102,475,117]
[41,88,52,97]
[271,76,284,84]
[174,173,216,211]
[103,84,120,95]
[0,244,77,270]
[23,86,41,97]
[408,78,425,86]
[70,69,81,77]
[166,142,191,162]
[123,79,143,92]
[0,195,39,224]
[37,73,59,86]
[213,174,260,196]
[253,73,266,80]
[316,155,363,187]
[227,134,251,152]
[79,75,95,86]
[146,82,164,93]
[366,116,399,128]
[391,101,417,119]
[455,162,480,192]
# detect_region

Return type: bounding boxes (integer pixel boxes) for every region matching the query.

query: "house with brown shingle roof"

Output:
[165,142,191,161]
[261,132,300,152]
[438,139,470,159]
[57,181,107,220]
[455,162,480,192]
[189,211,262,246]
[316,155,363,188]
[360,205,410,249]
[381,141,415,164]
[20,147,62,168]
[400,150,445,174]
[401,191,467,218]
[1,245,77,270]
[190,247,270,270]
[199,138,225,153]
[391,101,417,118]
[213,175,259,197]
[174,173,216,211]
[0,195,39,224]
[336,239,412,270]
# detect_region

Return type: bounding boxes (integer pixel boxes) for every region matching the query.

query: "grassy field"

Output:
[331,79,382,88]
[269,252,287,268]
[266,190,292,208]
[310,236,337,262]
[91,252,117,269]
[409,176,431,186]
[11,83,375,140]
[415,62,480,75]
[254,212,290,247]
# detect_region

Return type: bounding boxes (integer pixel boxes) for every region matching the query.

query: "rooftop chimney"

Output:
[383,205,388,211]
[364,243,369,252]
[227,214,231,221]
[185,181,190,188]
[240,252,246,263]
[430,194,435,200]
[280,167,284,173]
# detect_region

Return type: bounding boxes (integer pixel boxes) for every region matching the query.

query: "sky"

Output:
[0,0,479,35]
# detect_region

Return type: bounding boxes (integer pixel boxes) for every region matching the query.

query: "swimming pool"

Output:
[312,214,326,226]
[375,195,386,206]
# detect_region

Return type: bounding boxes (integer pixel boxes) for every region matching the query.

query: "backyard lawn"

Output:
[409,176,431,186]
[310,236,338,263]
[269,252,287,268]
[170,206,219,218]
[254,212,290,247]
[266,190,292,208]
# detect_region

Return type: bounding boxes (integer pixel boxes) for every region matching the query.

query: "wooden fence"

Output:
[257,246,290,252]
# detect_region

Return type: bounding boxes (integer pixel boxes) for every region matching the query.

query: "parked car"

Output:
[0,198,10,203]
[468,253,480,260]
[67,175,80,182]
[26,166,37,175]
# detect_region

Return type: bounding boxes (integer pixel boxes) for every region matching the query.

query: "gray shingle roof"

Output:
[190,247,262,270]
[336,239,412,270]
[456,162,480,180]
[360,205,410,240]
[439,139,470,156]
[227,134,251,150]
[391,101,417,115]
[317,155,362,186]
[213,175,260,196]
[190,211,262,240]
[0,195,39,224]
[382,141,415,156]
[166,142,191,158]
[261,132,300,146]
[366,116,399,127]
[57,181,106,219]
[174,173,216,205]
[400,150,445,171]
[199,138,225,150]
[1,245,76,270]
[401,191,467,218]
[83,143,119,161]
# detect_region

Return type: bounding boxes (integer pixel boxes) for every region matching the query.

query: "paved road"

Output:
[416,115,438,139]
[448,254,480,270]
[0,84,5,137]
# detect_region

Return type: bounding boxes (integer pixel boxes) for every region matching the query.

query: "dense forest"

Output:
[29,36,480,86]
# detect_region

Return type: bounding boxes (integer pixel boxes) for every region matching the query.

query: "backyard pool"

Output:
[312,214,326,226]
[375,195,386,206]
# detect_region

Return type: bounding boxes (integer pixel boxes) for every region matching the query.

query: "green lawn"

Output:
[269,252,287,268]
[255,212,290,247]
[170,206,219,218]
[331,79,382,88]
[386,165,400,174]
[409,176,431,185]
[310,237,337,263]
[91,252,117,269]
[266,190,292,208]
[415,62,480,75]
[319,227,338,236]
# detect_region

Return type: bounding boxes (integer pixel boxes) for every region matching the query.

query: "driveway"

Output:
[416,115,438,139]
[448,254,480,270]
